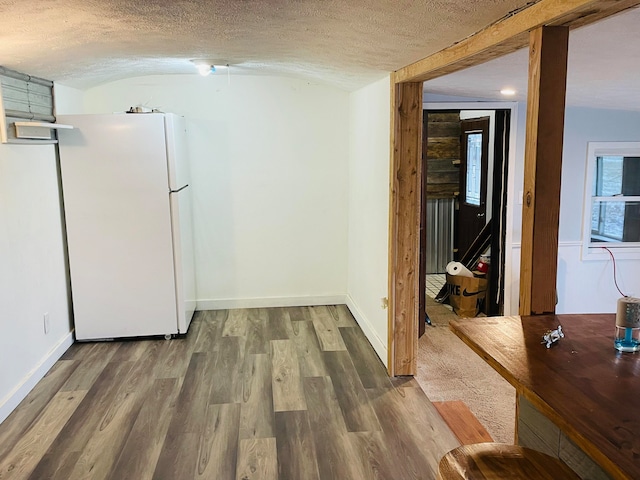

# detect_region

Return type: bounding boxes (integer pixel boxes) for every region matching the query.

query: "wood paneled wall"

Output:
[426,113,460,199]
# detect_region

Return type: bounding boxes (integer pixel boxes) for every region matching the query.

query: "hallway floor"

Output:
[0,306,460,480]
[426,274,446,299]
[419,298,516,443]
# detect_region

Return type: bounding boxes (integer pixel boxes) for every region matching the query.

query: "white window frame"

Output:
[582,141,640,261]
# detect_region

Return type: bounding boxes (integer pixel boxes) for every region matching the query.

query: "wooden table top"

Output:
[450,313,640,480]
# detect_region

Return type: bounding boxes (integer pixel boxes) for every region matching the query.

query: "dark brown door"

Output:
[457,117,489,258]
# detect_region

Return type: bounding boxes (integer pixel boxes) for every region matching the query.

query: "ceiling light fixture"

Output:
[196,64,216,76]
[191,59,231,77]
[500,88,516,96]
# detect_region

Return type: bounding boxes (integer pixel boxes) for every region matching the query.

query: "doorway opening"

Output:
[422,108,511,326]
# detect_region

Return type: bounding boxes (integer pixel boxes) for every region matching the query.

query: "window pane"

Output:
[595,156,622,196]
[591,200,640,243]
[466,133,482,206]
[622,157,640,196]
[585,143,640,257]
[594,156,640,196]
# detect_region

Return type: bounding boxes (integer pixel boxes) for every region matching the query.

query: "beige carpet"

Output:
[415,297,516,444]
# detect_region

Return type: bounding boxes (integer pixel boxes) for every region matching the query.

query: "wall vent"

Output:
[0,66,71,144]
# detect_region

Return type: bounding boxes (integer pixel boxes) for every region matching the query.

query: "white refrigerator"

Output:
[57,113,196,341]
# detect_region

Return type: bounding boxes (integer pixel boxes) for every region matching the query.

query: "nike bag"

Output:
[445,273,488,317]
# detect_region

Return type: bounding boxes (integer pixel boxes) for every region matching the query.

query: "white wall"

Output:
[54,83,85,114]
[556,107,640,312]
[82,75,350,309]
[505,103,527,314]
[0,82,85,423]
[559,108,640,242]
[346,76,391,365]
[508,106,640,314]
[0,143,73,423]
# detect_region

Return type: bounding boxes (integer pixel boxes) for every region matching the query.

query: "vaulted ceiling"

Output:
[1,0,528,90]
[2,1,637,111]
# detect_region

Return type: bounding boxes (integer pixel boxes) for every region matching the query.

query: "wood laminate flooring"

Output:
[0,306,460,480]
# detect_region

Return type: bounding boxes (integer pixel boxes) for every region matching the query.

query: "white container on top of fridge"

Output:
[57,113,196,341]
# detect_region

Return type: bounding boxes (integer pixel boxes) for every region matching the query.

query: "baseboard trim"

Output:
[345,295,388,368]
[0,331,74,424]
[196,294,348,311]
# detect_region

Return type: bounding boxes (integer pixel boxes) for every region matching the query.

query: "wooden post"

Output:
[388,0,640,374]
[388,80,423,376]
[519,26,569,315]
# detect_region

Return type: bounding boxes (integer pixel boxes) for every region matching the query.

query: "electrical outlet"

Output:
[43,312,50,334]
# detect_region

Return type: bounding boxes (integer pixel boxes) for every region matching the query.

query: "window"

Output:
[583,142,640,260]
[465,133,482,206]
[0,67,56,144]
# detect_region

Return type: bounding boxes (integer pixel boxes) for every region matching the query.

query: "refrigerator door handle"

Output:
[169,184,189,194]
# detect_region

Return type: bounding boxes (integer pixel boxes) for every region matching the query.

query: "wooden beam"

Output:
[394,0,640,84]
[388,0,640,373]
[388,81,423,376]
[519,26,569,315]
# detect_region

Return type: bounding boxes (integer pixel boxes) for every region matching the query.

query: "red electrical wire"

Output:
[602,246,626,297]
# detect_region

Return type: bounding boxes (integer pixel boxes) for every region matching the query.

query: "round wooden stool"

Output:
[437,443,582,479]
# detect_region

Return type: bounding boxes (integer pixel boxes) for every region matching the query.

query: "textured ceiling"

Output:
[0,0,528,90]
[424,7,640,111]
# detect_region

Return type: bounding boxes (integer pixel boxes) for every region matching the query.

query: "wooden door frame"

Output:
[426,103,518,318]
[387,0,640,376]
